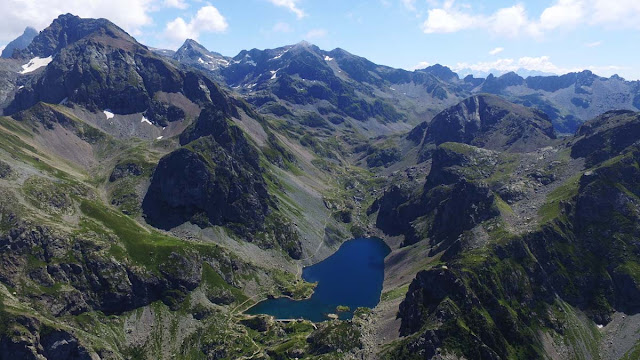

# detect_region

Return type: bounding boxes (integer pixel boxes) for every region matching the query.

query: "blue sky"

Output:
[1,0,638,79]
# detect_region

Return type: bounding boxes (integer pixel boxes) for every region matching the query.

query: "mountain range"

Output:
[0,13,638,360]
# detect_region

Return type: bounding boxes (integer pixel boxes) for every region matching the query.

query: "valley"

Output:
[0,13,638,360]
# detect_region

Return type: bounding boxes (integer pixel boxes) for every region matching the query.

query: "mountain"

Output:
[7,14,219,117]
[470,70,640,133]
[0,14,355,359]
[0,27,38,58]
[172,38,230,72]
[372,108,640,359]
[167,41,640,136]
[413,94,557,159]
[171,40,469,137]
[1,13,639,360]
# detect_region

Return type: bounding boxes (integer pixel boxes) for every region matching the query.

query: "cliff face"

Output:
[143,106,271,235]
[385,111,640,359]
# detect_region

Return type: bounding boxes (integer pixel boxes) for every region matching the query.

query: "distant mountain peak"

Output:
[173,38,229,71]
[1,26,38,58]
[418,64,460,82]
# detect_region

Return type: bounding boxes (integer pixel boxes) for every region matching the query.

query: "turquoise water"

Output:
[246,238,391,322]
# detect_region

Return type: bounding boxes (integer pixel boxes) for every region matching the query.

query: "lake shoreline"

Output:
[245,237,391,322]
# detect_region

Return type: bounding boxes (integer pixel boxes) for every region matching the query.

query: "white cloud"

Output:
[585,41,602,47]
[0,45,5,53]
[0,0,154,42]
[538,0,585,30]
[452,56,627,78]
[422,7,478,33]
[453,56,577,75]
[304,29,327,39]
[163,0,188,9]
[267,0,306,19]
[421,0,640,38]
[488,5,538,38]
[408,61,431,70]
[489,47,504,56]
[272,22,293,33]
[163,5,228,45]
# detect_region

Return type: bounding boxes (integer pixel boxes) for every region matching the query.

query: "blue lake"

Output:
[246,237,391,322]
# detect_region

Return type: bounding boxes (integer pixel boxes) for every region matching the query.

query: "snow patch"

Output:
[198,57,205,64]
[20,56,53,74]
[270,70,278,80]
[156,136,164,140]
[103,110,115,119]
[596,324,604,329]
[141,116,152,125]
[324,56,334,61]
[18,86,24,90]
[271,49,289,61]
[59,97,68,105]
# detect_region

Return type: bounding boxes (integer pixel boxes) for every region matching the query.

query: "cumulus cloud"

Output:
[0,0,155,42]
[538,0,585,30]
[267,0,306,19]
[421,0,640,38]
[304,29,328,39]
[489,47,504,55]
[422,6,478,33]
[163,5,228,45]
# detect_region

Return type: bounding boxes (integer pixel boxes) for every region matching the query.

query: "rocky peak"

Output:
[292,40,313,50]
[480,71,525,93]
[418,64,459,82]
[142,103,271,235]
[17,13,137,59]
[174,39,224,62]
[419,94,556,157]
[1,27,38,58]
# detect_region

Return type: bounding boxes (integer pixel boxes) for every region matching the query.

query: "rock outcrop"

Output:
[143,104,271,235]
[417,94,556,160]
